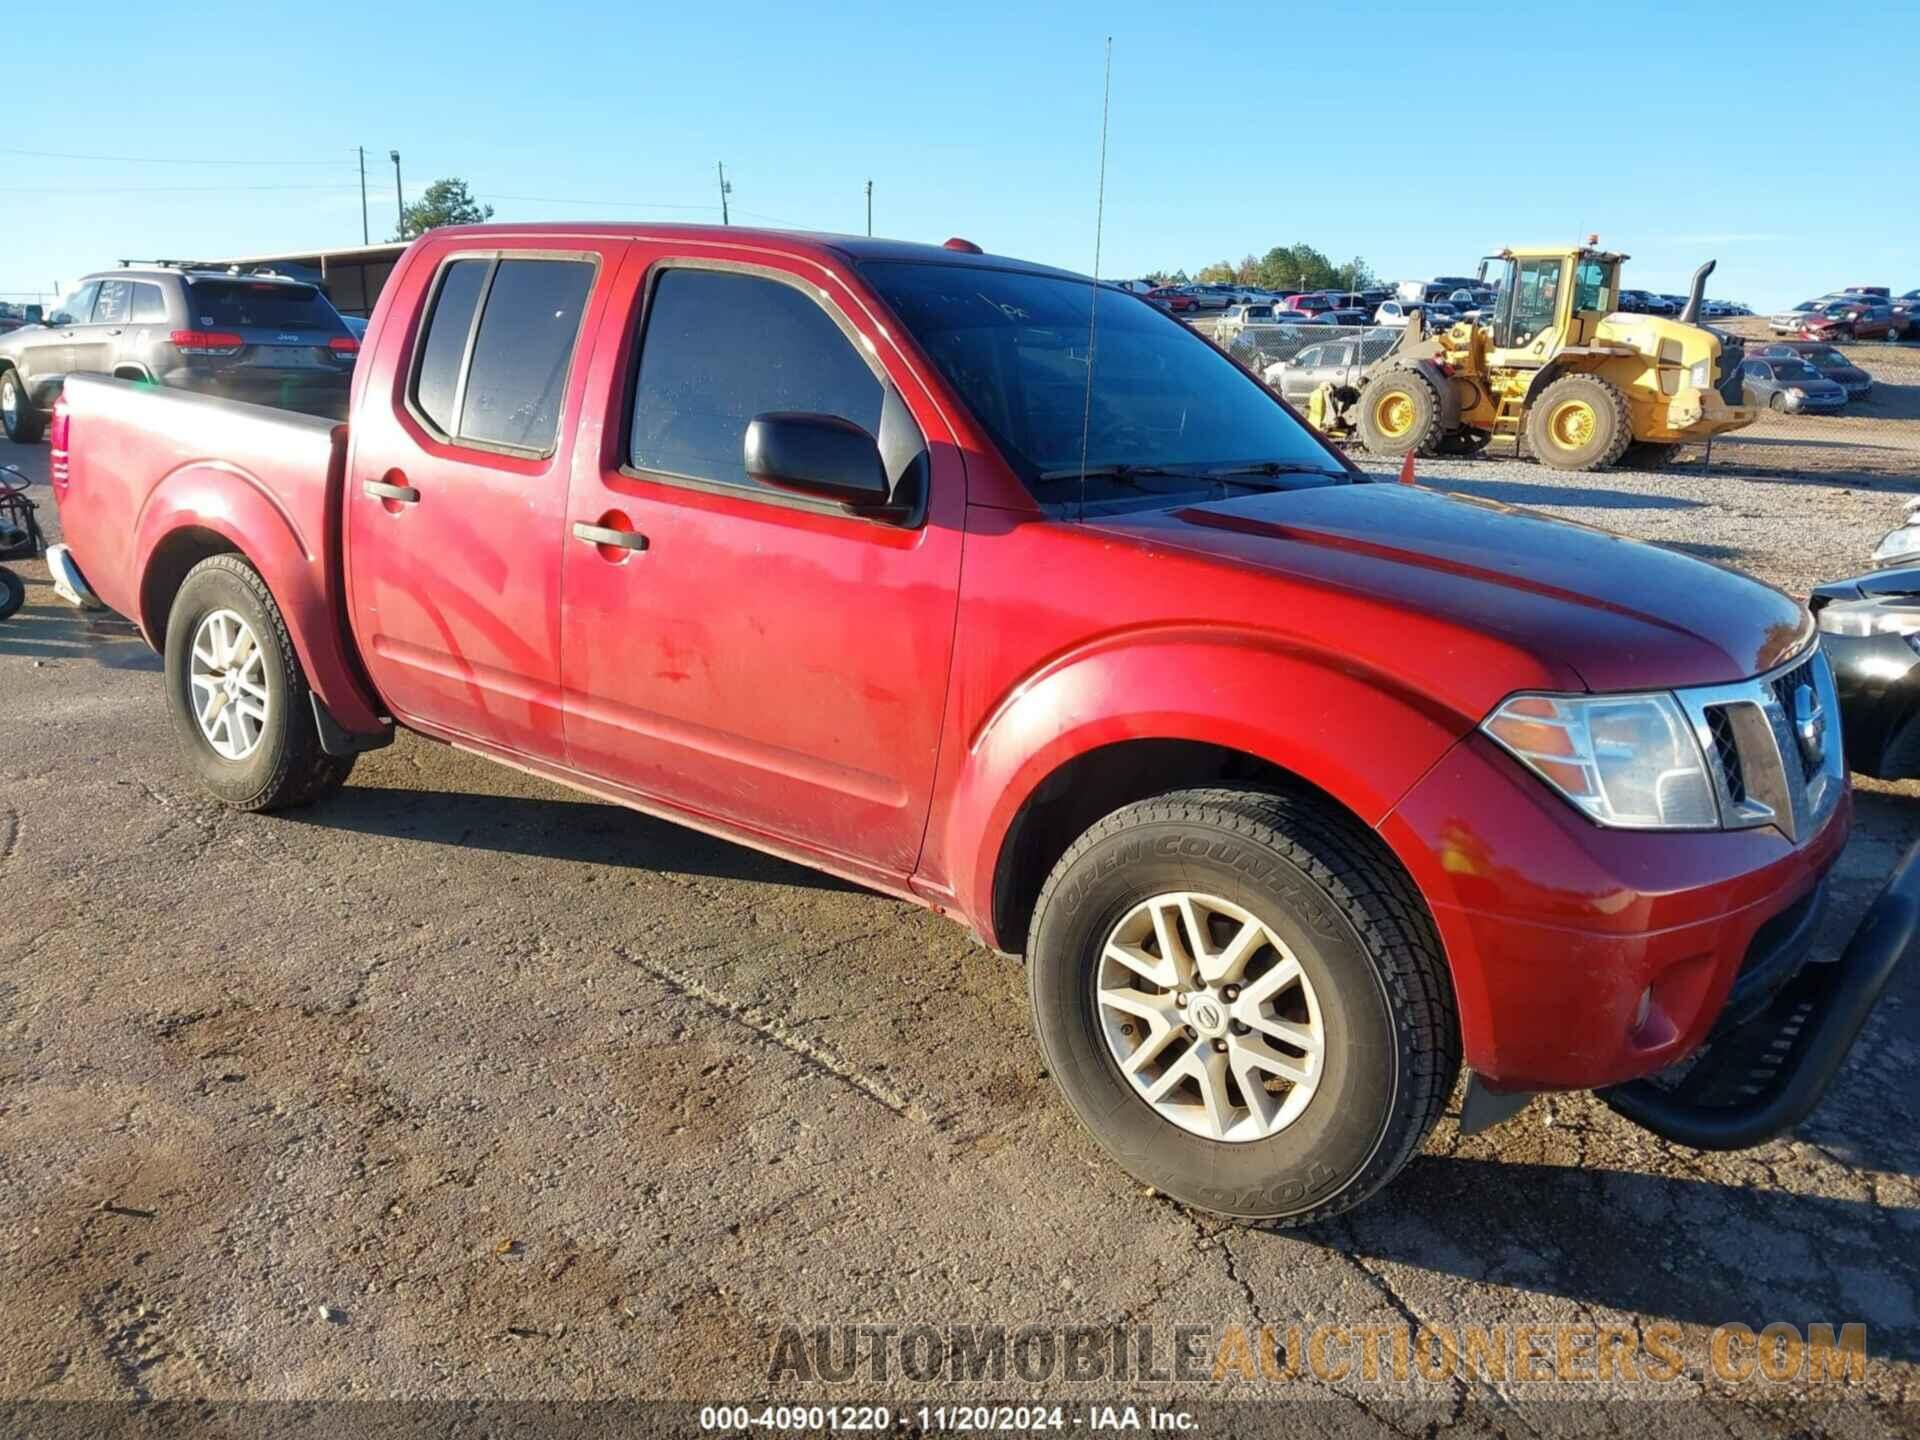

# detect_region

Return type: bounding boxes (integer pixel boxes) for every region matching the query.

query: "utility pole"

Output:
[865,179,872,237]
[389,150,404,238]
[358,147,369,245]
[716,162,730,225]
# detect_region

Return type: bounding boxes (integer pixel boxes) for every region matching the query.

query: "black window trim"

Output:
[404,247,601,462]
[616,256,923,526]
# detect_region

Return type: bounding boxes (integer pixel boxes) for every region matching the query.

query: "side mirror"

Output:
[24,306,43,325]
[744,412,893,514]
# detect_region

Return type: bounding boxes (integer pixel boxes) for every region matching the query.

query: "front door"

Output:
[559,252,965,877]
[21,282,97,406]
[345,243,623,761]
[72,278,131,378]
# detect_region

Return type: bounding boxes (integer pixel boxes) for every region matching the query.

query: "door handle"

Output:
[573,522,648,551]
[363,480,420,504]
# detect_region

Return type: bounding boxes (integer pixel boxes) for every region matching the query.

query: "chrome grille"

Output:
[1677,643,1843,843]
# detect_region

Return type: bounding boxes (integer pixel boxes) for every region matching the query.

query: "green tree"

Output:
[1194,259,1237,284]
[393,178,495,241]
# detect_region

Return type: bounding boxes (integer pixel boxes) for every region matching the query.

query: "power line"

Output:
[3,183,366,194]
[0,144,353,167]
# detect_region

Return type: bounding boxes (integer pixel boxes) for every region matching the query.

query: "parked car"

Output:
[1740,357,1849,412]
[1799,298,1893,342]
[1890,290,1919,340]
[1280,293,1337,316]
[1146,286,1199,314]
[1752,343,1871,398]
[1373,299,1436,327]
[44,221,1905,1223]
[1261,337,1368,403]
[1321,308,1373,326]
[0,265,357,442]
[1215,303,1288,342]
[1619,290,1675,317]
[1841,286,1891,300]
[1421,302,1461,328]
[341,315,370,341]
[1811,558,1920,778]
[1189,285,1238,311]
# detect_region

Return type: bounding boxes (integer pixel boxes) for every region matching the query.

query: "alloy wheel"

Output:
[188,608,270,760]
[1095,891,1325,1142]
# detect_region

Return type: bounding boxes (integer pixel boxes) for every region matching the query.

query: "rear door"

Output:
[344,241,624,761]
[557,247,966,876]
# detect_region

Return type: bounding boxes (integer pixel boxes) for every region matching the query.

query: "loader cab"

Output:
[1480,249,1621,358]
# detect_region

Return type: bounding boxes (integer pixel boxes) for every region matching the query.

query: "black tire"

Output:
[1524,373,1631,471]
[0,370,44,444]
[1770,392,1789,413]
[1620,440,1681,470]
[1355,368,1445,458]
[163,554,355,812]
[0,566,23,620]
[1026,786,1460,1223]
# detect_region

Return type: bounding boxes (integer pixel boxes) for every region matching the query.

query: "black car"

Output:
[0,264,357,442]
[1813,564,1920,777]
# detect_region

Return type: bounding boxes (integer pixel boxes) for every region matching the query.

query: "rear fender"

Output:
[133,463,382,733]
[944,629,1471,948]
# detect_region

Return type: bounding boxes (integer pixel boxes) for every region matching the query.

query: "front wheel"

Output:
[163,554,355,812]
[0,371,43,444]
[0,566,23,620]
[1026,787,1460,1222]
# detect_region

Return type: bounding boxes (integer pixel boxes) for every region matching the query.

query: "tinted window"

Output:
[629,268,883,489]
[457,260,594,450]
[52,283,98,326]
[130,283,167,323]
[94,280,132,324]
[186,280,340,330]
[862,261,1340,514]
[413,259,489,436]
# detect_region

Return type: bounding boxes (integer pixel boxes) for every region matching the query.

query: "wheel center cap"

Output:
[1188,995,1227,1037]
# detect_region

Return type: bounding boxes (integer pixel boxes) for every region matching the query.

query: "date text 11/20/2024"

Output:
[697,1405,1196,1432]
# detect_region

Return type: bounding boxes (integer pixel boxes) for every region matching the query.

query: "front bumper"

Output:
[1381,732,1852,1093]
[1600,837,1918,1149]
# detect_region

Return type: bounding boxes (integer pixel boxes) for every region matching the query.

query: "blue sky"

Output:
[3,0,1914,311]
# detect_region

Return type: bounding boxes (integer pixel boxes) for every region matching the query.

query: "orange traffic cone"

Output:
[1398,452,1417,486]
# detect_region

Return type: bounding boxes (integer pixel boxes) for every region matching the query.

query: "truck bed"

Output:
[56,375,346,637]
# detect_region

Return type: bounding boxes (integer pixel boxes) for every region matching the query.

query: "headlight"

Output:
[1788,388,1806,399]
[1872,525,1920,568]
[1688,358,1712,388]
[1482,693,1717,830]
[1816,596,1920,638]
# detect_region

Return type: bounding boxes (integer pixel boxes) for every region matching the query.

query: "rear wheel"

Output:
[0,370,43,444]
[0,566,23,620]
[1525,374,1631,471]
[1356,369,1445,458]
[1027,787,1459,1222]
[163,554,355,812]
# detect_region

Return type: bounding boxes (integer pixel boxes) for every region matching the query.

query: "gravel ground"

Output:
[3,410,1919,1435]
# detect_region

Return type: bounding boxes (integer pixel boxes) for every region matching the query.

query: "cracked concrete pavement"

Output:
[2,436,1918,1435]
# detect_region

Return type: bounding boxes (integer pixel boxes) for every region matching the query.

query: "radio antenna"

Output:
[1075,36,1113,522]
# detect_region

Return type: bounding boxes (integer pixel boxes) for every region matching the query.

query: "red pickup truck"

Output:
[40,223,1914,1222]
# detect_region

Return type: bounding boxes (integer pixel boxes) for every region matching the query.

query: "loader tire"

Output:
[1526,374,1632,471]
[1356,369,1445,458]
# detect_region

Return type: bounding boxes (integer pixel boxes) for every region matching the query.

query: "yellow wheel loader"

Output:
[1304,245,1754,471]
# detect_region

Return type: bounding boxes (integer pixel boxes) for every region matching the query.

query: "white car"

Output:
[1375,300,1445,328]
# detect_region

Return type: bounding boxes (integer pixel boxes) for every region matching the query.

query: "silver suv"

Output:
[0,264,357,442]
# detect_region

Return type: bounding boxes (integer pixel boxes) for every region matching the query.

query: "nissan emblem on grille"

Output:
[1793,683,1826,769]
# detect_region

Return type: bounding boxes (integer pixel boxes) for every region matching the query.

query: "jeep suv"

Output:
[0,265,357,442]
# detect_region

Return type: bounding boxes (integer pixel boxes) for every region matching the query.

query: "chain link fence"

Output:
[1197,311,1920,486]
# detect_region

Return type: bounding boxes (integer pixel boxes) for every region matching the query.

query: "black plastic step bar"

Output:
[1601,838,1919,1151]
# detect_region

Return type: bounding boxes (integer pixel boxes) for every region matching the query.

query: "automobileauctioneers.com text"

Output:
[768,1320,1868,1387]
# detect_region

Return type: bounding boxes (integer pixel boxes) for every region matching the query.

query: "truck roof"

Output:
[422,222,1089,282]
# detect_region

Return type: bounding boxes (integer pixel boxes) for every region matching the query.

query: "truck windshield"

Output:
[861,261,1346,513]
[185,280,340,331]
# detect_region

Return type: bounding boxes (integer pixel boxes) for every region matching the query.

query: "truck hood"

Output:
[1085,482,1809,693]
